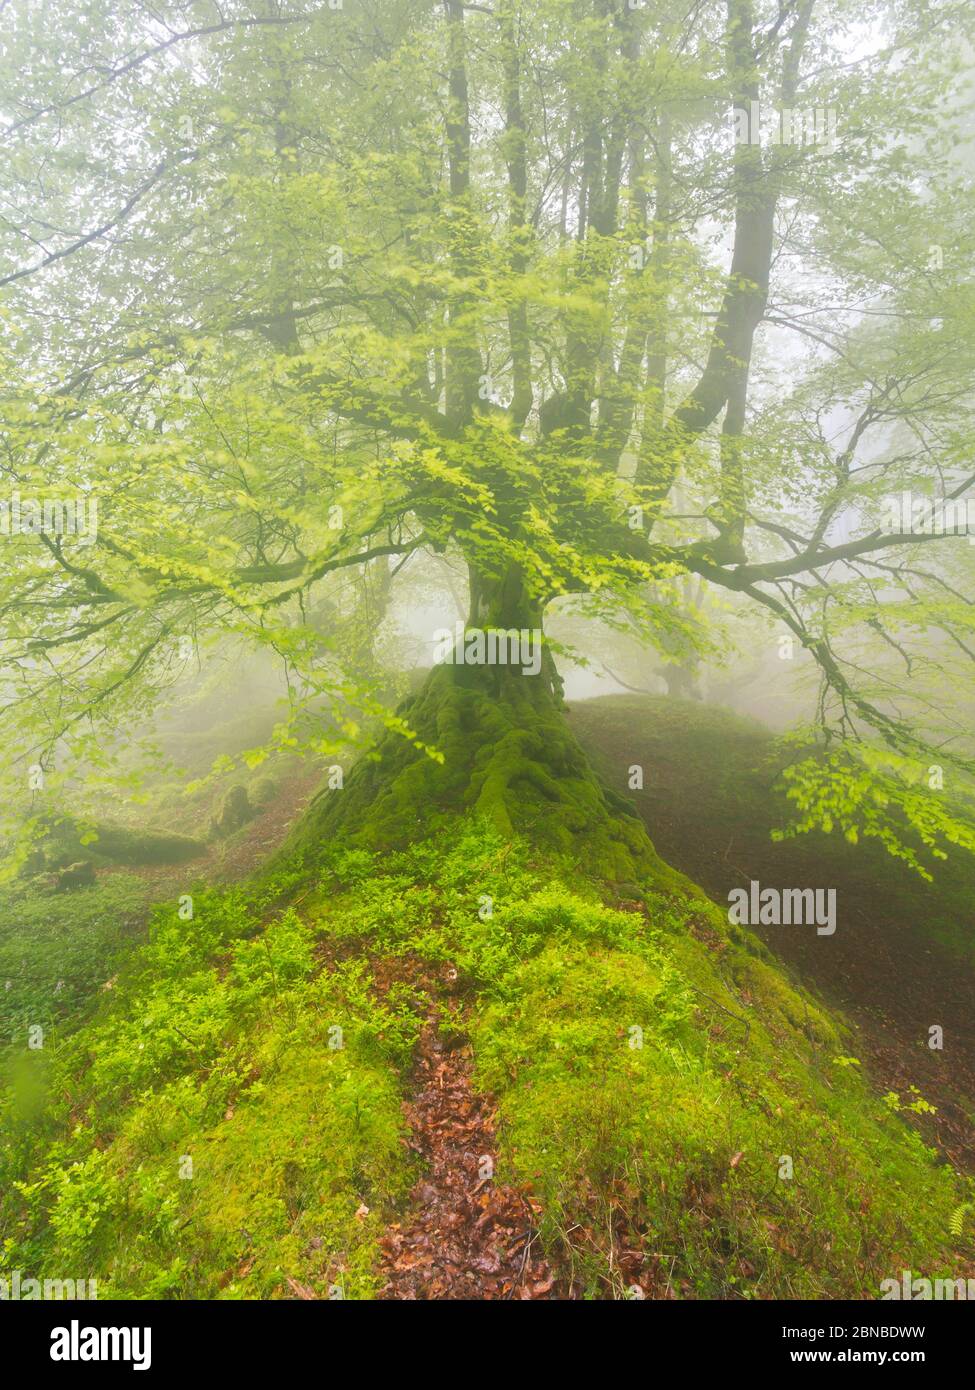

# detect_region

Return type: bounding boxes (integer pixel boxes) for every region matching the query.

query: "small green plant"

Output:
[949,1201,973,1239]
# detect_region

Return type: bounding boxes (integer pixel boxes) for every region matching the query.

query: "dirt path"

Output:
[376,990,560,1300]
[208,769,321,882]
[98,767,563,1297]
[571,695,975,1171]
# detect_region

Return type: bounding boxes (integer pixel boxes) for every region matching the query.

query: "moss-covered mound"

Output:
[289,663,683,889]
[2,687,970,1299]
[1,818,970,1299]
[23,815,206,873]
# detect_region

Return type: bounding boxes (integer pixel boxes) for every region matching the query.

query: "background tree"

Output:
[1,0,974,873]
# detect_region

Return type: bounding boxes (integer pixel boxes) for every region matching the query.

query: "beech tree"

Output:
[1,0,974,873]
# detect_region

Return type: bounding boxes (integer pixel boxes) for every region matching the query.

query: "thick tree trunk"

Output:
[467,561,536,630]
[663,662,702,701]
[465,562,564,703]
[287,562,676,888]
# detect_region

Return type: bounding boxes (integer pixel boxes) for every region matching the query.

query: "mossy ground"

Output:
[1,813,970,1299]
[571,693,975,964]
[1,878,416,1299]
[22,817,206,874]
[1,677,972,1299]
[289,663,688,892]
[0,874,151,1042]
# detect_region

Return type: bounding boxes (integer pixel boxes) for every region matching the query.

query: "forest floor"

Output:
[67,692,975,1296]
[98,766,322,896]
[6,692,972,1301]
[570,694,975,1172]
[84,756,576,1297]
[245,694,974,1182]
[375,999,559,1299]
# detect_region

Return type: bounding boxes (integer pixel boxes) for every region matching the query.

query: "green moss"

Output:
[3,708,969,1300]
[22,815,205,871]
[0,874,151,1038]
[108,1017,408,1300]
[209,784,254,841]
[460,872,962,1298]
[287,664,690,891]
[2,889,413,1300]
[731,955,843,1052]
[302,825,967,1299]
[251,775,279,807]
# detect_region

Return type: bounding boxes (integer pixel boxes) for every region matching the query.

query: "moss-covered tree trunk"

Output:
[289,561,675,886]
